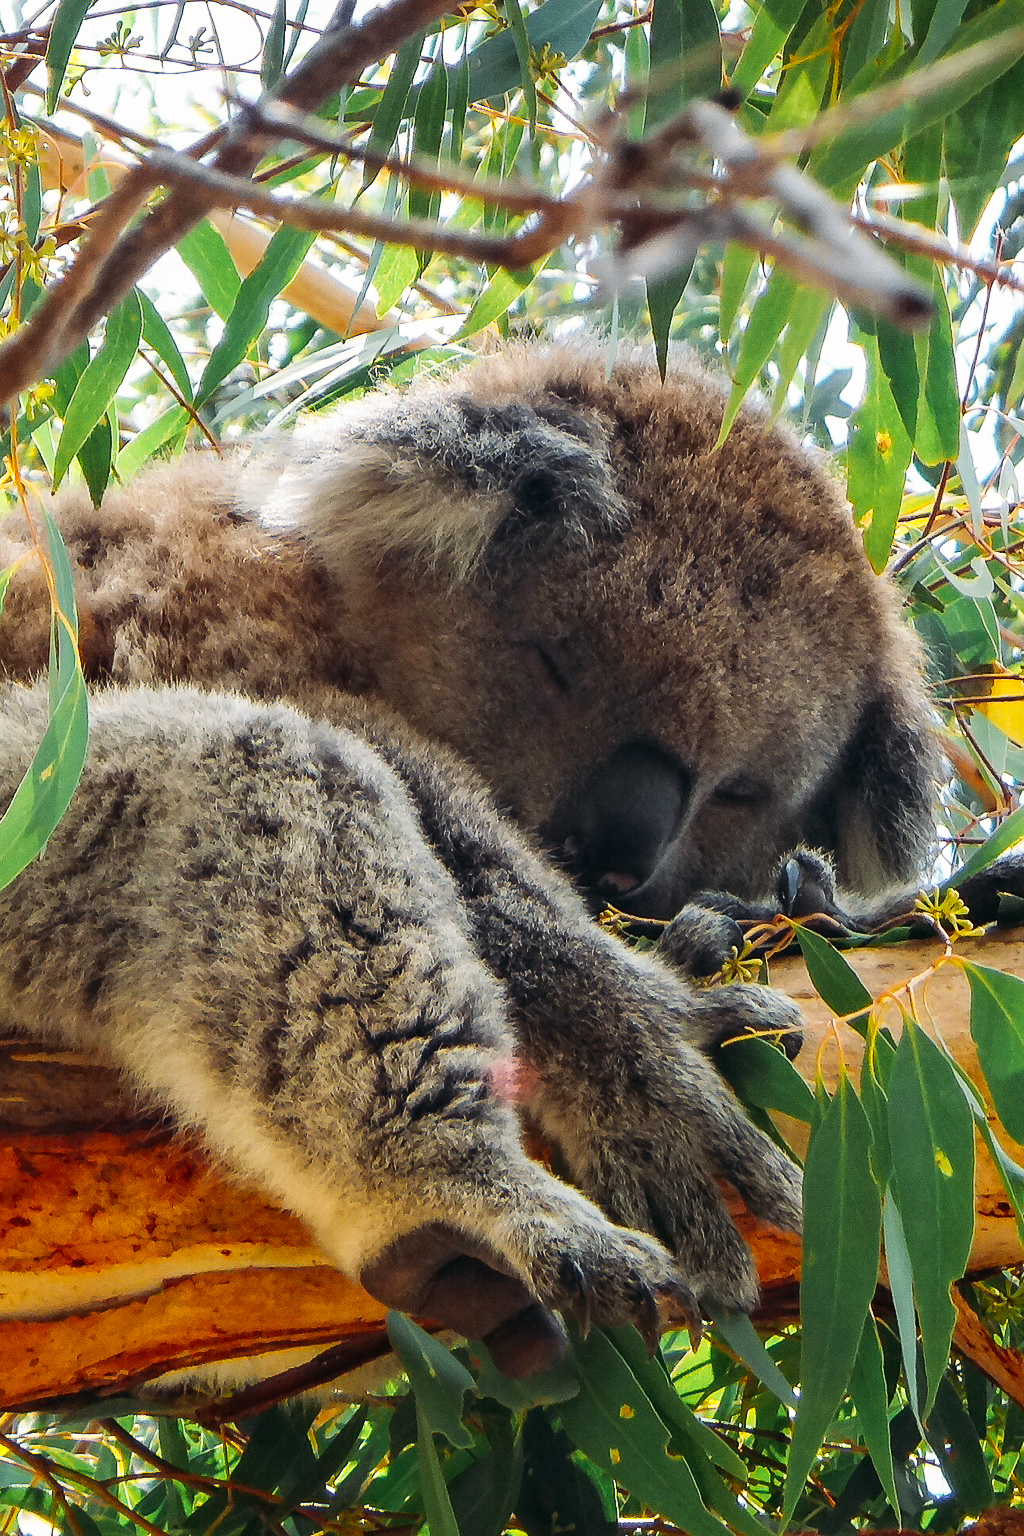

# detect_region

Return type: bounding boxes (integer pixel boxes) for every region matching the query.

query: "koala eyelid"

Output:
[528,638,574,698]
[711,777,767,808]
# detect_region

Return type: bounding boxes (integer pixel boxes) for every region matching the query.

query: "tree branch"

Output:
[2,933,1022,1412]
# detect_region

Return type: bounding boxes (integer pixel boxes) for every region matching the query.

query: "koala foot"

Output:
[358,1176,697,1378]
[547,977,804,1318]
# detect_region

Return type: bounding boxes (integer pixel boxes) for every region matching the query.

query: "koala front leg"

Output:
[363,733,804,1316]
[0,686,692,1375]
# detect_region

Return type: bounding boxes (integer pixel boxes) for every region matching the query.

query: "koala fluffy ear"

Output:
[245,391,628,585]
[816,687,943,896]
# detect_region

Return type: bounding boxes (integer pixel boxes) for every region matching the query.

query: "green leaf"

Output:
[645,0,722,130]
[848,323,914,573]
[945,55,1024,237]
[597,1335,766,1536]
[604,1327,748,1484]
[0,661,88,895]
[912,277,960,466]
[718,271,799,442]
[718,1035,816,1124]
[415,1404,461,1536]
[118,406,191,481]
[648,263,695,380]
[843,0,892,82]
[848,1314,901,1518]
[718,243,756,349]
[261,0,287,90]
[881,1189,923,1424]
[560,1329,730,1536]
[711,1309,797,1407]
[860,1029,896,1187]
[459,0,603,104]
[176,219,241,320]
[503,0,537,139]
[962,961,1024,1142]
[772,291,831,416]
[975,1111,1024,1248]
[0,564,14,624]
[876,318,920,445]
[364,32,424,177]
[796,926,873,1020]
[410,55,449,223]
[374,243,422,313]
[942,802,1024,884]
[52,290,142,492]
[78,410,116,510]
[926,1375,994,1509]
[138,289,192,401]
[517,1408,614,1535]
[810,3,1024,189]
[447,1407,521,1536]
[44,508,79,702]
[456,259,548,338]
[472,1352,579,1411]
[767,13,832,131]
[196,224,317,406]
[887,1021,975,1416]
[45,0,91,110]
[386,1312,475,1449]
[783,1077,881,1522]
[729,0,806,97]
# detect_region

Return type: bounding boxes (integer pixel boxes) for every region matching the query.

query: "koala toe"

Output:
[483,1304,570,1378]
[687,981,804,1059]
[512,1199,699,1350]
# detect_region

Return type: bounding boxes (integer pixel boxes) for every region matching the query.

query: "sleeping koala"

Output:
[0,339,945,1374]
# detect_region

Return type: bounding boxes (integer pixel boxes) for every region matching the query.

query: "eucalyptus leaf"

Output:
[796,926,873,1021]
[386,1312,475,1449]
[962,961,1024,1142]
[560,1329,731,1536]
[45,0,91,110]
[888,1022,976,1416]
[52,291,142,492]
[176,220,241,320]
[848,1314,901,1518]
[782,1077,881,1523]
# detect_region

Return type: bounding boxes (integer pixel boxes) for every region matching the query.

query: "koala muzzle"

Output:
[544,741,687,916]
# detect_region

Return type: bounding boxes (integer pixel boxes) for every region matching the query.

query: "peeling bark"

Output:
[2,932,1022,1410]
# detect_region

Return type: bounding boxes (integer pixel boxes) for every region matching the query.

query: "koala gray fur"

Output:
[0,681,800,1374]
[0,338,942,1373]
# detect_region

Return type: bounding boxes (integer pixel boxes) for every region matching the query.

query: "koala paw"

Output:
[657,848,853,979]
[565,983,804,1315]
[359,1184,697,1378]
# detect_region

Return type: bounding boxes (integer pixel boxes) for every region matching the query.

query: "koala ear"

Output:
[814,687,943,896]
[244,391,627,585]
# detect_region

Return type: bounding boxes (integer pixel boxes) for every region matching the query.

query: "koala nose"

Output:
[544,742,688,913]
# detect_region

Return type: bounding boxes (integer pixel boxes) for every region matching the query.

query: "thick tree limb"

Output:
[1,932,1023,1411]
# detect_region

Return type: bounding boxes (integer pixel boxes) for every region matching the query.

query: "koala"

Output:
[0,338,952,1373]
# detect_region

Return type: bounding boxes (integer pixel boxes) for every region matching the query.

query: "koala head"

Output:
[251,340,941,916]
